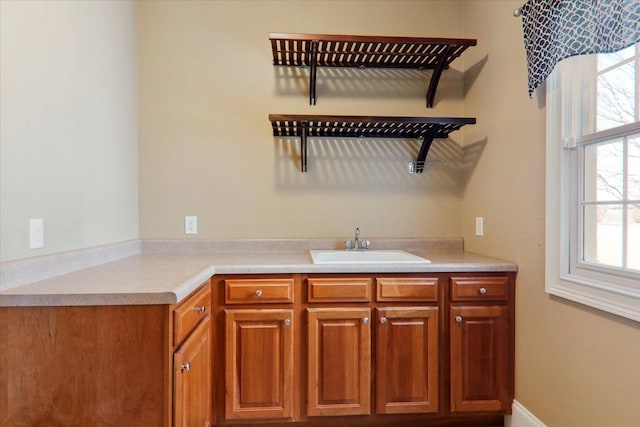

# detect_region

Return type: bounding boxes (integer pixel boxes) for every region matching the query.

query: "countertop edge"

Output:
[0,250,517,307]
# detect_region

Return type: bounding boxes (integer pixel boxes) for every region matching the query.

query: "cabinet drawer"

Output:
[307,278,371,302]
[450,276,509,301]
[174,281,211,346]
[225,278,294,304]
[376,277,438,302]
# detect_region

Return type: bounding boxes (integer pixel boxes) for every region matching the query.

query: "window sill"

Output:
[546,270,640,322]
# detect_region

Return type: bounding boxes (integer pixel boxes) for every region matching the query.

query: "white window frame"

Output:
[546,50,640,323]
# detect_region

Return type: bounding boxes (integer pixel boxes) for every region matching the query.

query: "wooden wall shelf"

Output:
[269,33,476,107]
[268,114,475,173]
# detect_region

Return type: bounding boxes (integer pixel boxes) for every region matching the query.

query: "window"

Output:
[546,43,640,322]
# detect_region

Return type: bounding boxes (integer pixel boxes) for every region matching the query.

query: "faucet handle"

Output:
[344,240,352,250]
[361,240,370,250]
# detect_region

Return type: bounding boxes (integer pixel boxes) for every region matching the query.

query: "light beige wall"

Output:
[461,2,640,426]
[0,0,139,262]
[138,0,466,240]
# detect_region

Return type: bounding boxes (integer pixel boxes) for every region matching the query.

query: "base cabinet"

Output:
[1,271,514,427]
[217,272,514,427]
[449,275,514,414]
[174,316,212,427]
[307,308,371,416]
[0,280,213,427]
[450,305,510,413]
[375,307,439,414]
[224,309,294,420]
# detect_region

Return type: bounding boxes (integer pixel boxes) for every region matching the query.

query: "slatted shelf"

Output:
[269,33,476,107]
[269,114,476,173]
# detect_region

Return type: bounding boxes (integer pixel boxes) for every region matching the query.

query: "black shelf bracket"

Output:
[269,114,476,173]
[425,45,456,108]
[414,128,439,174]
[300,121,308,172]
[309,41,318,106]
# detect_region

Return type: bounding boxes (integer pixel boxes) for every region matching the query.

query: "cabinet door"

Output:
[225,309,294,420]
[375,307,438,414]
[450,305,509,412]
[307,308,371,416]
[174,315,212,427]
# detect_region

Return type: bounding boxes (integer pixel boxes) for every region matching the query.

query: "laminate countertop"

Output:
[0,247,517,307]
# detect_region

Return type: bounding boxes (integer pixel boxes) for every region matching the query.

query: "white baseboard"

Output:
[505,400,547,427]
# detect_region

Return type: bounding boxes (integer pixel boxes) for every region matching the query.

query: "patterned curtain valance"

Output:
[521,0,640,95]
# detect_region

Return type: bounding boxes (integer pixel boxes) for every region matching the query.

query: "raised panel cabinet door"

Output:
[450,305,509,413]
[174,315,212,427]
[307,308,371,416]
[225,309,294,420]
[375,307,439,414]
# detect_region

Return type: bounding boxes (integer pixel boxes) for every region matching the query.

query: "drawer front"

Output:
[307,278,372,303]
[376,277,438,302]
[450,276,509,301]
[174,281,212,346]
[225,278,294,304]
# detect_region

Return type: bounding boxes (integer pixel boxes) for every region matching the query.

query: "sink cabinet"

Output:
[224,309,294,420]
[307,307,371,416]
[211,272,514,426]
[375,306,439,414]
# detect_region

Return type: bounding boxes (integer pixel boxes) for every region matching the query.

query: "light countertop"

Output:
[0,247,517,307]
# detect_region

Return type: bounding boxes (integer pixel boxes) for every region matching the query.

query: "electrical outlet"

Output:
[475,216,484,237]
[185,216,197,235]
[30,218,44,249]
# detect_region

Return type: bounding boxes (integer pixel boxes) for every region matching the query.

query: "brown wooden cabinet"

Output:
[224,309,294,420]
[449,276,514,414]
[0,279,212,427]
[450,305,509,413]
[173,281,213,427]
[198,272,513,427]
[375,306,439,414]
[174,315,212,427]
[306,307,372,416]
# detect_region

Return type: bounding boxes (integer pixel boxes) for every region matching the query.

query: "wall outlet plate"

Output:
[30,218,44,249]
[475,216,484,237]
[185,216,197,235]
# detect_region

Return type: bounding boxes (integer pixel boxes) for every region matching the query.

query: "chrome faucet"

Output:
[354,227,360,249]
[345,226,370,251]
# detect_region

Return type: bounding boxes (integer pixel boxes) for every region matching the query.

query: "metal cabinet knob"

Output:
[380,317,388,324]
[284,319,291,326]
[255,290,263,297]
[479,287,487,295]
[181,362,190,372]
[363,317,369,324]
[455,316,463,323]
[193,305,206,314]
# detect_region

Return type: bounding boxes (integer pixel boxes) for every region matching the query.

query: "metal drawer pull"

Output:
[193,305,206,314]
[455,316,463,323]
[380,317,387,324]
[479,287,487,294]
[181,363,190,372]
[255,290,263,297]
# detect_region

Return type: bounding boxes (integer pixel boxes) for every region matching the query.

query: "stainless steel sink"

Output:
[309,250,430,265]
